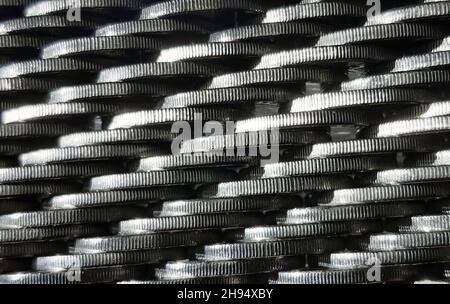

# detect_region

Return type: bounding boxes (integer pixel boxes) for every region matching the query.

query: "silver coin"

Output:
[25,0,143,17]
[316,23,445,46]
[283,202,426,224]
[0,182,79,199]
[140,0,267,20]
[256,45,396,70]
[0,15,97,37]
[341,70,450,90]
[97,62,224,83]
[180,129,329,154]
[41,36,163,60]
[156,257,300,279]
[34,248,184,272]
[89,169,236,191]
[368,231,450,251]
[273,265,422,284]
[48,186,193,209]
[366,2,450,25]
[2,102,124,124]
[108,107,239,129]
[156,42,276,63]
[95,19,211,37]
[136,153,258,171]
[315,184,449,206]
[199,237,344,260]
[0,207,147,228]
[158,196,299,217]
[0,265,145,284]
[235,110,372,133]
[262,2,366,23]
[290,88,432,112]
[0,224,107,243]
[19,144,165,165]
[58,127,174,147]
[207,67,345,89]
[73,230,221,253]
[320,247,450,269]
[200,175,352,198]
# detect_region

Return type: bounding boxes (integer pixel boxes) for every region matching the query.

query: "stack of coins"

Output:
[1,0,450,284]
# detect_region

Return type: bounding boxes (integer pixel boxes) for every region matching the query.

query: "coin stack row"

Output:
[0,0,450,284]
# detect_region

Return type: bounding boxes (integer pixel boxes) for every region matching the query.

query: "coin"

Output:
[33,248,184,271]
[256,45,396,70]
[48,186,193,209]
[0,265,146,284]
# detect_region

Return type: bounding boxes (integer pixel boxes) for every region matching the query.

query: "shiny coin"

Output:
[0,58,103,81]
[136,153,258,171]
[41,36,164,61]
[58,127,174,147]
[0,224,107,243]
[200,175,352,198]
[34,248,183,271]
[292,136,447,159]
[2,102,124,124]
[256,45,396,69]
[0,182,79,199]
[48,82,171,104]
[0,15,96,37]
[156,42,276,64]
[366,2,450,25]
[0,207,147,228]
[119,213,264,234]
[273,265,422,284]
[140,0,267,20]
[383,51,450,73]
[180,129,329,154]
[262,2,366,23]
[320,247,450,268]
[95,19,211,37]
[0,163,118,184]
[158,196,299,217]
[47,186,193,209]
[19,144,164,165]
[341,70,450,90]
[108,107,239,129]
[316,23,445,46]
[73,230,221,253]
[290,88,432,112]
[409,215,450,232]
[235,111,372,133]
[89,169,236,191]
[161,87,293,108]
[0,265,146,284]
[368,231,450,251]
[97,62,224,83]
[156,257,300,279]
[283,202,426,224]
[25,0,143,17]
[207,67,345,89]
[0,122,86,139]
[209,22,325,44]
[200,237,344,260]
[363,116,450,138]
[253,156,395,178]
